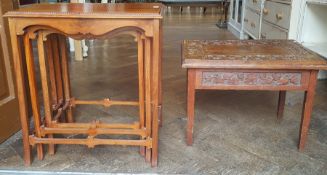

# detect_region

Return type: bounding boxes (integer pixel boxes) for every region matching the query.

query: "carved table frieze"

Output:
[201,71,302,86]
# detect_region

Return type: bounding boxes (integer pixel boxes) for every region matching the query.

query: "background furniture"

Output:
[6,3,163,166]
[227,0,245,38]
[299,1,327,70]
[240,0,327,78]
[70,0,88,61]
[242,0,301,40]
[216,0,230,28]
[182,40,327,150]
[159,0,224,14]
[243,0,263,39]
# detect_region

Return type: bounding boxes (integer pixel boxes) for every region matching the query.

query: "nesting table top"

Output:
[5,3,164,19]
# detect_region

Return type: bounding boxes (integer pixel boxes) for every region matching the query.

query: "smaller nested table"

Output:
[182,40,327,150]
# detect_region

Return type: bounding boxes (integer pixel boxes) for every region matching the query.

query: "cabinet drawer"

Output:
[263,1,291,29]
[246,0,262,13]
[261,21,288,39]
[244,8,260,38]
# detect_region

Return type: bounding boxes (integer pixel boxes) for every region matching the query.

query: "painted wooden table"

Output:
[5,3,163,167]
[182,40,327,150]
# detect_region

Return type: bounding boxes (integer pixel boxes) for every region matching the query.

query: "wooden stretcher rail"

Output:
[40,127,147,137]
[70,98,139,107]
[29,136,152,148]
[50,121,140,129]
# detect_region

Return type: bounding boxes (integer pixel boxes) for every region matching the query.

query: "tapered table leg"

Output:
[187,69,196,146]
[299,70,318,151]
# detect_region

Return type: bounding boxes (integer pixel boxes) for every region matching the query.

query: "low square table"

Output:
[182,40,327,150]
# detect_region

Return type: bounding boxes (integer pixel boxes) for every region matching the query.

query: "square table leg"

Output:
[299,70,318,151]
[38,32,57,156]
[50,35,64,108]
[137,35,146,157]
[58,35,74,123]
[45,37,58,112]
[9,32,32,165]
[158,22,163,128]
[45,34,60,155]
[24,33,44,160]
[144,37,152,163]
[151,21,161,167]
[187,69,196,146]
[277,91,286,121]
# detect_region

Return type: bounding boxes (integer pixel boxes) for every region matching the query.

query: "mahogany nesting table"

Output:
[5,3,163,166]
[182,40,327,150]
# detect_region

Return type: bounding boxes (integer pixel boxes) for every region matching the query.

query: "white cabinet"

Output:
[228,0,246,39]
[263,0,291,30]
[261,20,288,39]
[234,0,327,78]
[241,0,302,40]
[244,7,261,38]
[243,0,264,39]
[299,0,327,78]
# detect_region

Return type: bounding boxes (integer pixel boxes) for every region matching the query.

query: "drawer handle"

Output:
[251,22,256,28]
[244,18,248,22]
[276,13,283,20]
[263,8,268,15]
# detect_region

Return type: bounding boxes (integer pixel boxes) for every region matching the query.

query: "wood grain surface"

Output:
[182,40,327,70]
[5,3,164,19]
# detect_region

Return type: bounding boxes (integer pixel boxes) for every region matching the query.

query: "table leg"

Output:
[187,69,196,146]
[24,34,44,160]
[277,91,286,121]
[137,35,145,156]
[144,37,152,163]
[59,35,74,123]
[45,36,58,155]
[158,21,163,128]
[151,20,161,167]
[9,31,31,165]
[45,38,58,109]
[51,35,64,108]
[74,40,83,61]
[203,7,207,14]
[299,70,318,151]
[38,32,56,155]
